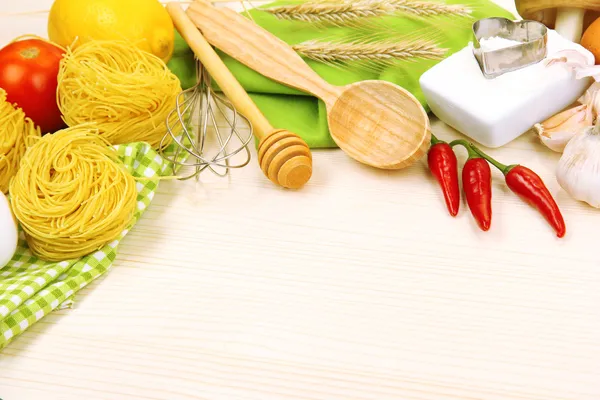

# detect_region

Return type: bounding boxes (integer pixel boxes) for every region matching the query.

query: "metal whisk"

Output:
[159,59,254,180]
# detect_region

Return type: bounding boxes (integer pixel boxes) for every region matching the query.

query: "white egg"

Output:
[0,191,18,267]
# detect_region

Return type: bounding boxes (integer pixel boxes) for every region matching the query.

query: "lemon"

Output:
[48,0,175,63]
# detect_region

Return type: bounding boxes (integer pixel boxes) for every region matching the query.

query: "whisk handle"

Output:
[167,2,313,190]
[166,2,273,139]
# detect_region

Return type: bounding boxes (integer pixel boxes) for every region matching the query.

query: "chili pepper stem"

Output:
[449,139,479,159]
[471,147,513,174]
[430,132,441,145]
[450,139,514,174]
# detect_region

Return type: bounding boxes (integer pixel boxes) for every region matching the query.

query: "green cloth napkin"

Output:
[168,0,514,148]
[0,142,167,350]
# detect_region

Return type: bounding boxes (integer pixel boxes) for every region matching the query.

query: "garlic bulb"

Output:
[534,104,593,152]
[556,121,600,208]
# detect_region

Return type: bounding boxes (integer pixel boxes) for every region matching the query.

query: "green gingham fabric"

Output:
[0,142,168,350]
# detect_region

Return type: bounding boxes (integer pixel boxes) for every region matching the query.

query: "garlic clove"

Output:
[536,128,580,152]
[574,66,600,82]
[539,104,588,129]
[556,123,600,208]
[577,82,600,109]
[534,104,594,152]
[545,49,600,82]
[546,49,592,68]
[582,82,600,119]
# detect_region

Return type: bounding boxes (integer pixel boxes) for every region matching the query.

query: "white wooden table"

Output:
[1,1,599,399]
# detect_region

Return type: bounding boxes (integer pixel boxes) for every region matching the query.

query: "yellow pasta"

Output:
[9,125,138,262]
[0,88,41,194]
[57,40,181,149]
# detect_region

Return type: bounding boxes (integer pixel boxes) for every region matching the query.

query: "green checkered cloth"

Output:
[0,141,169,350]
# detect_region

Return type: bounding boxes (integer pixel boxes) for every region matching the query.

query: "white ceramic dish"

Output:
[420,29,594,148]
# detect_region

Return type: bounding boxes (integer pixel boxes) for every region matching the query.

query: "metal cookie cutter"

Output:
[472,17,548,79]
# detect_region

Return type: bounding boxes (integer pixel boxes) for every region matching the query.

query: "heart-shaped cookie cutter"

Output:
[472,17,548,79]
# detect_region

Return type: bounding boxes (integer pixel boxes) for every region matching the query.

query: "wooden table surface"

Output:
[1,1,599,399]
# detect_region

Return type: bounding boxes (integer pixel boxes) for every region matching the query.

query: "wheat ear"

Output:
[389,0,471,17]
[266,1,393,24]
[293,39,447,65]
[265,0,471,24]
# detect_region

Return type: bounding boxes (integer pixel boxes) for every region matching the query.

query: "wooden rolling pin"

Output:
[166,2,312,190]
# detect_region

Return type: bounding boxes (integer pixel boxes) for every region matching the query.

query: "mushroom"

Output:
[516,0,600,43]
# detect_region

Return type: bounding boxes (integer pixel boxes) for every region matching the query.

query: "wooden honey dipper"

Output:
[166,2,312,190]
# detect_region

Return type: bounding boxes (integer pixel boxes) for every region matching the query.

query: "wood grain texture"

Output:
[187,0,431,170]
[2,1,600,400]
[327,80,430,169]
[187,1,342,107]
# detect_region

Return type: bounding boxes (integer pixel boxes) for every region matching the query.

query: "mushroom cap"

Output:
[516,0,600,31]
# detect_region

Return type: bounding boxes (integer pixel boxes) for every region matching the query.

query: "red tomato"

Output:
[0,39,65,134]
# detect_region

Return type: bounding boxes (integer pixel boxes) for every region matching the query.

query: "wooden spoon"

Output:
[185,1,431,170]
[167,2,312,190]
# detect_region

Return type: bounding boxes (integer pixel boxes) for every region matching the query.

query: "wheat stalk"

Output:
[293,39,447,65]
[391,0,471,17]
[266,1,393,24]
[265,0,471,24]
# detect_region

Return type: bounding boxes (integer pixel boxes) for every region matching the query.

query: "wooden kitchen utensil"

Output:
[167,2,312,190]
[185,1,431,170]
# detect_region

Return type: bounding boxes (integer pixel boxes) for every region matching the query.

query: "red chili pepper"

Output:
[462,156,493,231]
[428,136,460,217]
[459,141,567,238]
[504,165,566,238]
